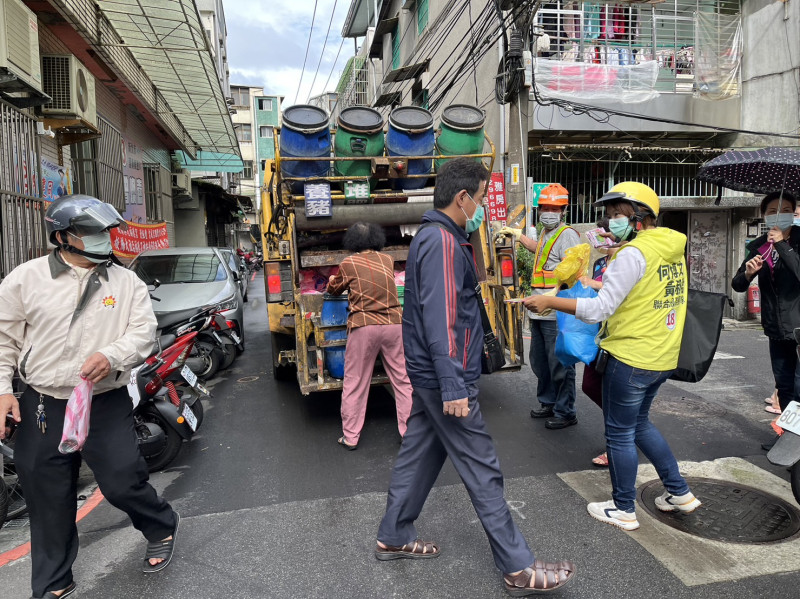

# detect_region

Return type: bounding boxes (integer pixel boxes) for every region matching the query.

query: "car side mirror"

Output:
[232,271,240,281]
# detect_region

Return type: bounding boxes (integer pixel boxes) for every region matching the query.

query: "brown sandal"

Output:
[503,559,576,596]
[375,539,441,561]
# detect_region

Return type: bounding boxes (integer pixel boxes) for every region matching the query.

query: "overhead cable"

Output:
[294,0,320,105]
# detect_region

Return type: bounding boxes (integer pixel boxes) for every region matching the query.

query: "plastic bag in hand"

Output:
[58,377,94,454]
[555,282,600,366]
[552,243,592,288]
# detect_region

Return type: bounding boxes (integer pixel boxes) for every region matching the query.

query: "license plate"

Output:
[776,401,800,436]
[182,403,198,432]
[195,382,211,396]
[230,331,241,344]
[181,364,198,387]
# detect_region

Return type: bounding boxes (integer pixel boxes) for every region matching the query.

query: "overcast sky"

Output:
[225,0,355,106]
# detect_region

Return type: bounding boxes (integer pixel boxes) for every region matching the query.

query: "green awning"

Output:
[176,151,244,173]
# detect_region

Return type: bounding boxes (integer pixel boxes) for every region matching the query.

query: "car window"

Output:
[131,254,227,284]
[221,251,238,273]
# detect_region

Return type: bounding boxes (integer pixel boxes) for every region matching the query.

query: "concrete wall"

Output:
[738,0,800,147]
[174,186,208,247]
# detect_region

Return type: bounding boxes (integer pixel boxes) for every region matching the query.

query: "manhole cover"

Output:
[639,477,800,544]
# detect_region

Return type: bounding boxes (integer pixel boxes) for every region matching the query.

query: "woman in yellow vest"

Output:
[523,182,701,532]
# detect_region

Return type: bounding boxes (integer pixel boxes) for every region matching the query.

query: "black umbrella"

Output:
[696,146,800,205]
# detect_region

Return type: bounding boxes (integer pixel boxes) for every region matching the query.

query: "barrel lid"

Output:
[389,106,433,131]
[442,104,485,130]
[338,107,384,132]
[283,105,329,131]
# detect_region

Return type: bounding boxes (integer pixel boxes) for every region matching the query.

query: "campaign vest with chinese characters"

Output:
[600,228,688,371]
[531,224,574,289]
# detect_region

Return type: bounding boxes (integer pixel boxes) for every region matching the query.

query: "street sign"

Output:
[486,172,507,223]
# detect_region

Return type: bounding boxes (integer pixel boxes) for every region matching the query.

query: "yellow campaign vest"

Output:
[600,228,688,371]
[531,224,574,289]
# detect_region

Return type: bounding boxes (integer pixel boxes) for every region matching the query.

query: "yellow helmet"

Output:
[595,182,660,218]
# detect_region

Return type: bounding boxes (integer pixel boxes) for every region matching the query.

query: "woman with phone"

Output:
[731,192,800,450]
[523,182,701,532]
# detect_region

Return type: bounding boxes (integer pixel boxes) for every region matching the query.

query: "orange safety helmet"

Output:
[537,183,569,207]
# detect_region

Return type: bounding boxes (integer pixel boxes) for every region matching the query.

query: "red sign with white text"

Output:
[486,172,507,223]
[111,221,169,259]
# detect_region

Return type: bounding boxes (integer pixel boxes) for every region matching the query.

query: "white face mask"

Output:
[765,213,795,231]
[70,231,113,263]
[539,212,561,230]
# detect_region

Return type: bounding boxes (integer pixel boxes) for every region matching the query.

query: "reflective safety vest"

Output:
[531,224,574,289]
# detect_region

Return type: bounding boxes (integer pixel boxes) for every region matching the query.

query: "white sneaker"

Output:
[587,500,640,531]
[654,491,701,513]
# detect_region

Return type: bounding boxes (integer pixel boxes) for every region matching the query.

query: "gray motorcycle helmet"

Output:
[45,194,126,245]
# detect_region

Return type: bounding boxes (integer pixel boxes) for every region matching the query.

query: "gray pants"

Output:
[377,384,535,574]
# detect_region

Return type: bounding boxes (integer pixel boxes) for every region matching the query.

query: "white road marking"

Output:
[713,352,745,359]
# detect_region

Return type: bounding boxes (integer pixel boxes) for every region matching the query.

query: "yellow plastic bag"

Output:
[552,243,591,288]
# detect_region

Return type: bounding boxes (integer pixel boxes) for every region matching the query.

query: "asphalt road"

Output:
[1,275,798,598]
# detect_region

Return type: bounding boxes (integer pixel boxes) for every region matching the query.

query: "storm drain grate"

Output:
[639,477,800,544]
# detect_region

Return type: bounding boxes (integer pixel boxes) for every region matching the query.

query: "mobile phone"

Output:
[594,349,609,375]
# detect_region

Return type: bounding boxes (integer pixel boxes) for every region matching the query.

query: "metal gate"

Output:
[0,100,46,279]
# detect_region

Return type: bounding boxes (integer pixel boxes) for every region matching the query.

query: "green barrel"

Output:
[334,106,385,190]
[435,104,486,170]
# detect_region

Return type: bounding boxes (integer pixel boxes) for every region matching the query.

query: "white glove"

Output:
[497,226,522,241]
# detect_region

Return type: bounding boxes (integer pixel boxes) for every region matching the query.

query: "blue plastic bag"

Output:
[555,282,600,367]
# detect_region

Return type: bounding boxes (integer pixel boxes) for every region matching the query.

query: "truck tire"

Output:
[271,333,296,381]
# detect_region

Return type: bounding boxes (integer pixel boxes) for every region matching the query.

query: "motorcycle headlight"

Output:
[217,297,238,312]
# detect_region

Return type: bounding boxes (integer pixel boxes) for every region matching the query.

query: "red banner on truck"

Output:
[486,172,507,223]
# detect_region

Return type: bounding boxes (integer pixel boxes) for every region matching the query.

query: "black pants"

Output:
[769,338,800,411]
[15,386,177,598]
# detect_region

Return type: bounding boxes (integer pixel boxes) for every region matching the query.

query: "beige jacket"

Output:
[0,251,157,399]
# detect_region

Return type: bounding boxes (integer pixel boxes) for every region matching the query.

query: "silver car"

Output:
[129,247,245,342]
[219,247,248,302]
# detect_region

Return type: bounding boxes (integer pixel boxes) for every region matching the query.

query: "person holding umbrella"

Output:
[731,191,800,449]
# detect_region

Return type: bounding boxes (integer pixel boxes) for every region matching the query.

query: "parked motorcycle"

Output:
[766,327,800,504]
[130,331,209,472]
[156,306,228,380]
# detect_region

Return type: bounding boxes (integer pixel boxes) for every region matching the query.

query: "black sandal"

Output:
[375,539,440,561]
[338,436,358,451]
[142,512,180,573]
[503,560,576,596]
[36,581,77,599]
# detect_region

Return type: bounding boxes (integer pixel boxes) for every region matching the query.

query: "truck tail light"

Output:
[265,262,287,302]
[499,254,514,286]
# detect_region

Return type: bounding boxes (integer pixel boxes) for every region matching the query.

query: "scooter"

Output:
[156,306,227,380]
[766,327,800,504]
[130,330,209,472]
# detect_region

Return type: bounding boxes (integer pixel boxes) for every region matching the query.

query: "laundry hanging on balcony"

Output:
[532,58,659,104]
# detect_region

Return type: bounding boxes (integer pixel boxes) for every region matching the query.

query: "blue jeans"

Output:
[602,355,690,512]
[529,319,576,419]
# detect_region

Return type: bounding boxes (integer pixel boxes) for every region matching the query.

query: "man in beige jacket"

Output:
[0,195,178,599]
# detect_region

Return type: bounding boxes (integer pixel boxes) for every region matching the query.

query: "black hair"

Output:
[343,222,386,252]
[760,191,797,214]
[433,158,489,210]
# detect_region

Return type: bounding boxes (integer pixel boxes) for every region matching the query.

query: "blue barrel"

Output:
[321,294,348,379]
[386,106,434,190]
[280,105,331,192]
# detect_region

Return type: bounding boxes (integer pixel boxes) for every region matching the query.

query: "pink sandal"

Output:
[591,452,609,467]
[765,405,782,415]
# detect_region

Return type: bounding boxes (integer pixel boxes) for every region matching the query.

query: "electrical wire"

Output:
[321,37,346,95]
[306,0,339,103]
[294,0,320,105]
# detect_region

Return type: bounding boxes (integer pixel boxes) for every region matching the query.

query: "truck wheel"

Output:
[271,333,296,381]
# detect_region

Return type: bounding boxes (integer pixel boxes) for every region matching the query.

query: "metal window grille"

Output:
[336,57,369,114]
[528,150,722,225]
[96,118,125,211]
[534,0,741,94]
[0,100,46,278]
[143,164,161,221]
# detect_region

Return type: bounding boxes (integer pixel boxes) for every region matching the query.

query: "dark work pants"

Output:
[529,319,576,419]
[770,338,800,411]
[377,384,535,574]
[15,386,177,598]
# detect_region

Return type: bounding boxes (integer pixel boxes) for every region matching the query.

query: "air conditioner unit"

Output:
[41,54,97,127]
[0,0,42,92]
[172,170,191,191]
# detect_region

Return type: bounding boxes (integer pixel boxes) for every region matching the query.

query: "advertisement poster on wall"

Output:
[111,222,169,259]
[41,158,71,202]
[486,172,507,223]
[121,137,146,223]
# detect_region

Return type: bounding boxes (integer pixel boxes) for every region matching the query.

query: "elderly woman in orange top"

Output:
[327,222,413,450]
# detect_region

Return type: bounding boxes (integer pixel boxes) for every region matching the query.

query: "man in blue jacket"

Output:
[375,158,575,596]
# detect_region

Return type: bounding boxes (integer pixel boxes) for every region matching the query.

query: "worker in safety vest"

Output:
[499,183,580,429]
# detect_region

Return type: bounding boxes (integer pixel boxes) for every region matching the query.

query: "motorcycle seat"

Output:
[158,333,177,350]
[155,307,201,331]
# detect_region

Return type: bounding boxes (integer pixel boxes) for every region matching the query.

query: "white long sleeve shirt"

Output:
[0,251,157,399]
[575,247,647,324]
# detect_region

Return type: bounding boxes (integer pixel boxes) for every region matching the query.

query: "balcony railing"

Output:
[533,0,741,97]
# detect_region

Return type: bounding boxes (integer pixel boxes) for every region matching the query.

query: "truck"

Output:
[259,125,525,395]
